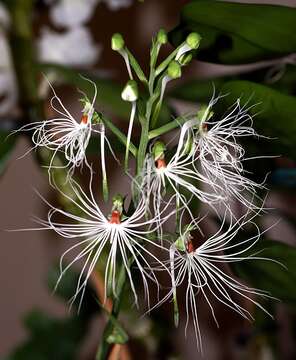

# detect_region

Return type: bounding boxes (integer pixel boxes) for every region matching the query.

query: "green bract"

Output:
[186,32,201,50]
[152,141,166,160]
[178,53,193,66]
[111,33,125,51]
[121,80,139,102]
[167,60,182,79]
[112,194,124,213]
[157,28,168,44]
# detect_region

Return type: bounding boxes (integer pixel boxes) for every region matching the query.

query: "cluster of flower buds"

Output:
[17,29,274,350]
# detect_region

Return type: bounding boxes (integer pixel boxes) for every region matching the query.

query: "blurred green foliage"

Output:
[170,0,296,64]
[3,265,100,360]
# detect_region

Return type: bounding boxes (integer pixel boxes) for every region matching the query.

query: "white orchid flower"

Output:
[175,95,267,212]
[195,97,266,210]
[142,141,225,227]
[153,211,278,350]
[33,175,174,310]
[13,78,100,180]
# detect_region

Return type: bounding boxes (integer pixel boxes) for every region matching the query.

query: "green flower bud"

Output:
[80,97,101,124]
[183,134,193,155]
[152,141,166,161]
[197,105,213,123]
[186,32,201,50]
[112,193,124,212]
[167,60,182,79]
[178,53,192,66]
[157,29,167,44]
[91,111,101,125]
[175,236,186,252]
[111,33,125,51]
[183,223,194,235]
[175,224,194,252]
[121,80,139,102]
[79,97,91,113]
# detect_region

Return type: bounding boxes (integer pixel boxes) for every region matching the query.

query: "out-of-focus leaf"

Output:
[170,1,296,64]
[47,264,100,317]
[214,80,296,159]
[169,78,225,103]
[1,0,34,11]
[6,310,88,360]
[170,65,296,104]
[0,131,17,176]
[86,134,130,157]
[240,65,296,97]
[5,265,101,360]
[230,239,296,304]
[270,169,296,188]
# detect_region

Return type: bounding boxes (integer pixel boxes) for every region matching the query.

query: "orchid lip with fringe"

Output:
[142,148,225,227]
[12,77,102,182]
[149,210,280,352]
[174,95,269,212]
[32,174,176,311]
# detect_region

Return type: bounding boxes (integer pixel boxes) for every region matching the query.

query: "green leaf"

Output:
[0,131,17,176]
[170,1,296,64]
[214,80,296,159]
[5,264,100,360]
[86,136,122,156]
[47,264,99,317]
[239,65,296,97]
[6,310,88,360]
[230,239,296,304]
[169,78,225,103]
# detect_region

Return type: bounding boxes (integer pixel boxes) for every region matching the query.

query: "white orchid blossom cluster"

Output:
[18,29,275,350]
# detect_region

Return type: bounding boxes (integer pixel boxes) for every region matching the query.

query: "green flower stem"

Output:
[98,30,183,357]
[99,80,156,356]
[136,97,154,175]
[155,43,183,76]
[96,260,130,360]
[148,115,190,139]
[101,114,138,157]
[136,114,150,175]
[149,72,167,129]
[126,48,148,85]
